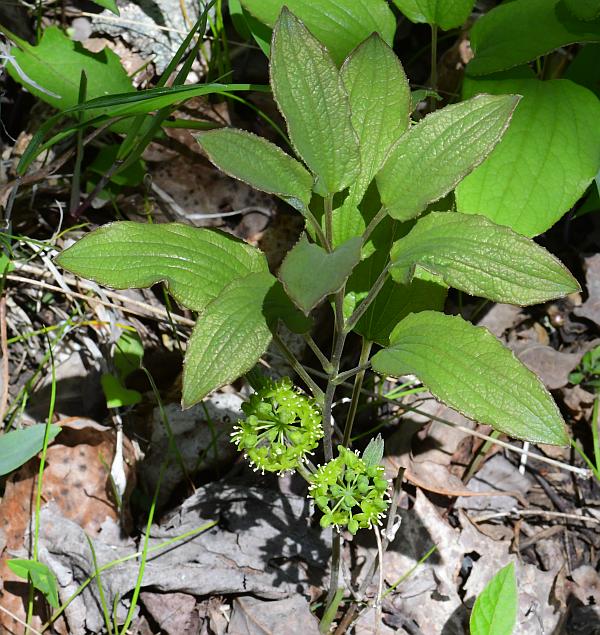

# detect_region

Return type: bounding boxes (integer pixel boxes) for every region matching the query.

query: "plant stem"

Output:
[304,205,330,251]
[344,264,390,334]
[324,195,334,249]
[272,331,324,401]
[362,206,387,245]
[304,332,333,373]
[342,340,373,448]
[334,361,371,386]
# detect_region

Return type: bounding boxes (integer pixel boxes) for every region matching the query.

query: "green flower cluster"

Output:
[309,446,389,534]
[231,377,323,474]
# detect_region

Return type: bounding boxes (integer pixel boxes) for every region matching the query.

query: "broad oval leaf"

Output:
[279,235,362,314]
[56,222,267,313]
[341,34,411,208]
[6,27,132,130]
[392,0,475,30]
[467,0,600,76]
[270,8,360,195]
[470,563,518,635]
[197,128,313,209]
[371,311,569,445]
[240,0,395,65]
[377,94,519,221]
[0,424,61,476]
[7,560,60,609]
[182,272,275,407]
[390,212,580,304]
[456,78,600,236]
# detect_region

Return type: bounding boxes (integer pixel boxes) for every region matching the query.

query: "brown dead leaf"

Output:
[140,591,202,635]
[227,596,319,635]
[0,418,135,634]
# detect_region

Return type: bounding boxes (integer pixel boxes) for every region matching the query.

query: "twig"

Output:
[0,606,43,635]
[6,273,195,327]
[471,509,600,525]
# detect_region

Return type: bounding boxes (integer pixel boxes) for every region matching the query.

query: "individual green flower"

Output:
[309,445,389,534]
[232,377,323,474]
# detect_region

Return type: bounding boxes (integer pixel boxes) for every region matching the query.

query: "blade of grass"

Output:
[69,70,87,216]
[85,535,114,635]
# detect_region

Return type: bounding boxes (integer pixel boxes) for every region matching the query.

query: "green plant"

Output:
[470,562,518,635]
[55,6,579,625]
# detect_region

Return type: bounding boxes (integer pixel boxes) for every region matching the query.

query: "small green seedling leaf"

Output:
[377,94,519,221]
[197,128,313,209]
[240,0,396,64]
[372,312,569,445]
[88,145,145,188]
[7,560,60,608]
[0,424,61,476]
[390,212,580,304]
[565,0,600,21]
[183,272,275,407]
[270,8,360,195]
[362,434,384,467]
[6,27,132,129]
[90,0,119,14]
[101,374,142,408]
[340,34,411,208]
[470,563,518,635]
[113,330,144,379]
[392,0,475,29]
[456,78,600,237]
[56,222,267,313]
[467,0,600,76]
[279,235,362,314]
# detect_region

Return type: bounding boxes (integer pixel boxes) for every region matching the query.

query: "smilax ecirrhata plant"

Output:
[56,6,579,617]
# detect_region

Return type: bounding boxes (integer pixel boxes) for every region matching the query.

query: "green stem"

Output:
[341,340,373,448]
[334,361,371,386]
[362,206,387,245]
[272,332,324,401]
[324,195,334,250]
[344,264,390,334]
[303,205,330,251]
[303,333,333,373]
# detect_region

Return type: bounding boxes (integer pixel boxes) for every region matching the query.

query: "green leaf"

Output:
[470,563,518,635]
[392,0,475,29]
[377,94,519,221]
[90,0,119,14]
[371,312,569,445]
[0,424,61,476]
[6,26,132,130]
[279,235,362,314]
[340,34,411,207]
[88,145,145,188]
[197,128,313,209]
[390,212,580,304]
[56,222,267,313]
[101,374,142,408]
[182,272,275,407]
[362,434,384,467]
[270,8,360,195]
[467,0,600,76]
[565,0,600,21]
[456,78,600,236]
[7,560,60,608]
[240,0,395,65]
[114,330,144,379]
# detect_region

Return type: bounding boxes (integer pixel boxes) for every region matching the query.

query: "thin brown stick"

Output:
[6,274,195,327]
